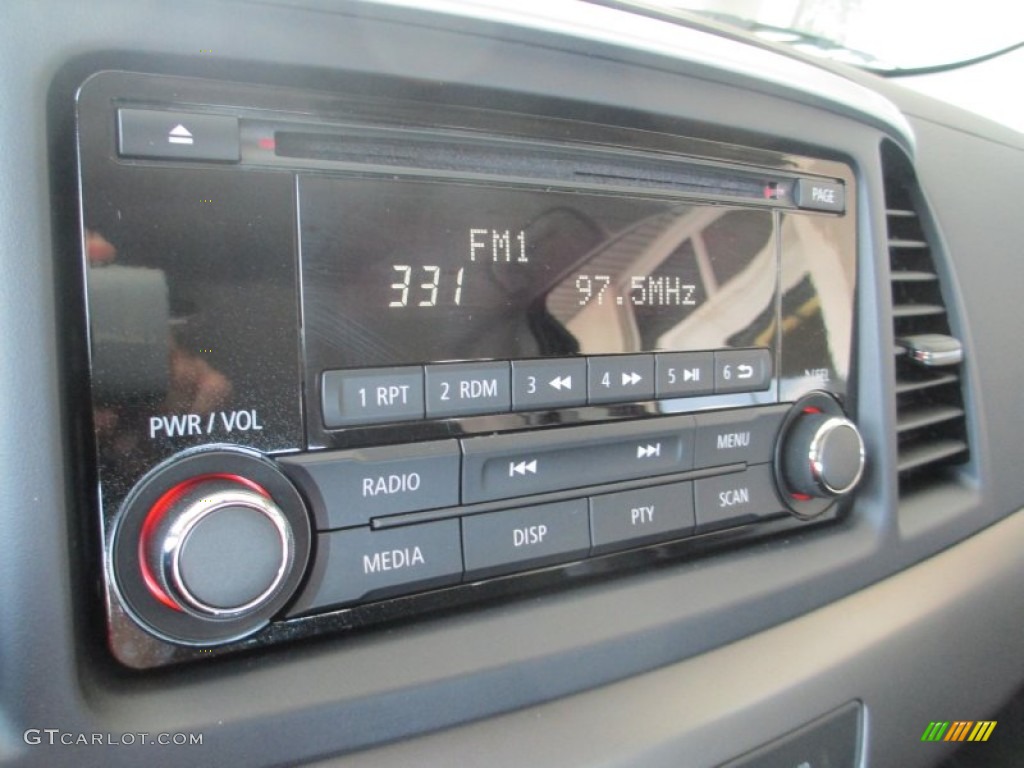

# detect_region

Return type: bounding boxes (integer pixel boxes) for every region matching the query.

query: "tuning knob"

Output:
[140,475,294,618]
[783,414,865,498]
[775,394,865,519]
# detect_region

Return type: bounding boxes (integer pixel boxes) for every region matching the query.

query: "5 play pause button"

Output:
[511,359,588,411]
[655,351,714,397]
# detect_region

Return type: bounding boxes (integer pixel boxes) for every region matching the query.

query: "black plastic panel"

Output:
[75,70,859,668]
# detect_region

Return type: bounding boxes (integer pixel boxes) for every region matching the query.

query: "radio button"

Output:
[462,500,589,580]
[279,441,460,530]
[694,464,785,532]
[589,482,695,555]
[322,367,424,428]
[714,349,772,394]
[511,358,587,411]
[461,415,696,504]
[587,354,655,404]
[288,520,462,615]
[655,351,715,397]
[425,362,511,418]
[694,406,787,469]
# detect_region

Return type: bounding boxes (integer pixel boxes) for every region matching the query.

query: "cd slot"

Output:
[274,128,780,202]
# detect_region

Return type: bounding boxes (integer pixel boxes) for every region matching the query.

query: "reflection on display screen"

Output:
[298,176,776,368]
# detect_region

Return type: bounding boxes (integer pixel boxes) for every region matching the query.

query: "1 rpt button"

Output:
[322,367,424,427]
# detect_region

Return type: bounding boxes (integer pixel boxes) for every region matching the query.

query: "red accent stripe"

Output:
[258,137,276,150]
[137,473,270,611]
[803,406,822,414]
[791,492,812,502]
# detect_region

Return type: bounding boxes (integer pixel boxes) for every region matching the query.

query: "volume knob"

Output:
[782,413,865,499]
[140,475,294,618]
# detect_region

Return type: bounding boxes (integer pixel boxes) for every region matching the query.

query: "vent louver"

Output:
[882,144,969,492]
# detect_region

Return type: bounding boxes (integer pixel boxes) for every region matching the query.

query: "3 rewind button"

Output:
[512,358,587,411]
[549,375,573,391]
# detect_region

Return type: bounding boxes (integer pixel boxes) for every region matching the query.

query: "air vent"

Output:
[882,144,969,492]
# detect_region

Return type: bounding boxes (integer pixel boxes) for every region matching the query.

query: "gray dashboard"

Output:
[1,2,1022,767]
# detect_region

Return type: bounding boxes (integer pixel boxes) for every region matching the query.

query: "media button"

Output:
[589,482,695,555]
[694,464,785,531]
[462,500,589,580]
[425,361,511,418]
[322,366,424,428]
[288,519,462,614]
[693,406,787,469]
[655,351,715,397]
[279,441,460,529]
[512,358,587,410]
[714,349,771,394]
[588,354,655,404]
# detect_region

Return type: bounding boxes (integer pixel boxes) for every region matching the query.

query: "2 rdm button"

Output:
[425,362,511,418]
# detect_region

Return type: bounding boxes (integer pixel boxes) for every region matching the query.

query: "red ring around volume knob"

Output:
[137,473,271,611]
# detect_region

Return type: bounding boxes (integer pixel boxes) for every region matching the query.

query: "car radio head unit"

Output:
[75,71,862,668]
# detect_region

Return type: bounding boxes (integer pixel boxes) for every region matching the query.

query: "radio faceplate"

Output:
[76,71,858,668]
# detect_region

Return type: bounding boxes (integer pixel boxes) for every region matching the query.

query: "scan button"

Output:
[694,464,785,532]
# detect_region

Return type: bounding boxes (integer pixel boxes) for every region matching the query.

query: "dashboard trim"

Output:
[356,0,916,151]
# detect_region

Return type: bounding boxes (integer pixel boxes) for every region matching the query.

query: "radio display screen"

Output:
[298,175,776,368]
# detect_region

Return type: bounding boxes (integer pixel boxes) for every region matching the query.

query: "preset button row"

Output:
[287,464,785,616]
[321,349,772,428]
